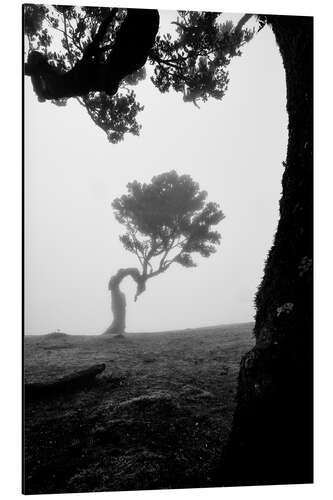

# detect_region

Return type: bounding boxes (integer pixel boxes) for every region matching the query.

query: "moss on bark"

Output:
[220,15,313,486]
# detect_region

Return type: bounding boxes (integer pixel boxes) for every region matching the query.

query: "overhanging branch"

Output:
[25,9,160,100]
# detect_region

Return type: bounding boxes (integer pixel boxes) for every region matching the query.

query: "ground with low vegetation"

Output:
[24,323,254,494]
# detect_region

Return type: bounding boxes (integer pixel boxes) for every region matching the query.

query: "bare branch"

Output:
[84,7,118,59]
[75,97,85,107]
[67,19,85,52]
[62,12,72,63]
[171,21,186,30]
[234,13,254,33]
[45,16,77,47]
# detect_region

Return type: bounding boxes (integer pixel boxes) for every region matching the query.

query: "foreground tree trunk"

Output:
[220,15,313,486]
[103,268,146,335]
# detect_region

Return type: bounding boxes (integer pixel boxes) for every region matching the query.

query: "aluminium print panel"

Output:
[23,3,313,494]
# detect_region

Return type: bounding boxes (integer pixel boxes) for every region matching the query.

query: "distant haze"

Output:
[24,11,287,335]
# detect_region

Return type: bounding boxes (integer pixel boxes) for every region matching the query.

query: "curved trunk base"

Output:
[103,285,126,335]
[102,326,125,336]
[102,267,146,335]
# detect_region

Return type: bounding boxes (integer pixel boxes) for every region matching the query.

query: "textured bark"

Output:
[103,268,146,335]
[221,15,313,486]
[25,9,160,101]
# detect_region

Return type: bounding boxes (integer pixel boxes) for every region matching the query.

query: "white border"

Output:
[1,0,332,499]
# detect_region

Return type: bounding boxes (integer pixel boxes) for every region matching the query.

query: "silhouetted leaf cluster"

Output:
[150,11,254,105]
[24,5,255,141]
[24,5,143,143]
[79,91,144,143]
[113,170,224,274]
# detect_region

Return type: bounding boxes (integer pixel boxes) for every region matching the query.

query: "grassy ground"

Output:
[24,323,254,494]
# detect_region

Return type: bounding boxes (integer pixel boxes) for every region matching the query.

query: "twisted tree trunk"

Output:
[103,268,146,335]
[221,15,313,486]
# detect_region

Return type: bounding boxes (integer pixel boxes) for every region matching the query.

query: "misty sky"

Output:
[24,10,288,334]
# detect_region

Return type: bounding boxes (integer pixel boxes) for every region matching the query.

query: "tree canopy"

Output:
[112,170,224,299]
[151,11,254,104]
[24,5,257,143]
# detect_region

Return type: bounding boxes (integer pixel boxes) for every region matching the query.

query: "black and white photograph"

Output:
[23,1,313,495]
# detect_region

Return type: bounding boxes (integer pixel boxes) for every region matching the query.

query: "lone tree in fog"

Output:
[104,170,224,334]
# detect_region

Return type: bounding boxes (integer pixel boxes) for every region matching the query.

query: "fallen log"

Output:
[25,363,106,402]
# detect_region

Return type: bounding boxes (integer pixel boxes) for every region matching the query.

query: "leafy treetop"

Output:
[112,170,224,292]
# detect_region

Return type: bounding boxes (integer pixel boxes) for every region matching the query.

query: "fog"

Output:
[24,11,287,334]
